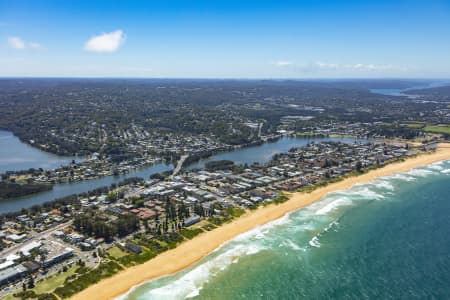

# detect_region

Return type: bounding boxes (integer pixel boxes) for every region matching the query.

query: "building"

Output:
[22,261,40,273]
[20,241,42,256]
[0,260,14,271]
[6,234,26,243]
[0,264,28,286]
[41,242,74,268]
[124,242,142,254]
[66,233,84,244]
[184,215,201,227]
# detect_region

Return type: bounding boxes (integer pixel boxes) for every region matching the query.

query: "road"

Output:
[0,221,72,257]
[171,154,189,177]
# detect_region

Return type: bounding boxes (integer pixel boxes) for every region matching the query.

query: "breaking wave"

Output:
[139,244,266,300]
[280,239,305,251]
[369,179,395,191]
[407,168,435,177]
[334,186,386,201]
[389,173,417,182]
[119,159,450,300]
[315,197,353,215]
[309,236,321,248]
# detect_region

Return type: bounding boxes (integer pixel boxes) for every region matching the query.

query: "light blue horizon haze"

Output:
[1,0,450,78]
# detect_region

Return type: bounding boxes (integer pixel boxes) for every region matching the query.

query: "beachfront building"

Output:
[184,215,201,227]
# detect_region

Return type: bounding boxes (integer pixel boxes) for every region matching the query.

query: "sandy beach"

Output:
[71,143,450,300]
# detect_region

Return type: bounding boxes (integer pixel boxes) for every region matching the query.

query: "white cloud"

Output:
[273,61,292,67]
[280,61,411,74]
[7,37,44,50]
[84,30,125,53]
[8,37,25,49]
[314,62,400,71]
[28,42,43,50]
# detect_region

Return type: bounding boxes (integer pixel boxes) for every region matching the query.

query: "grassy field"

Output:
[402,121,425,128]
[226,207,246,218]
[201,223,217,231]
[179,228,204,240]
[0,266,78,300]
[0,294,17,300]
[54,261,123,298]
[424,125,450,135]
[33,265,78,294]
[107,246,128,259]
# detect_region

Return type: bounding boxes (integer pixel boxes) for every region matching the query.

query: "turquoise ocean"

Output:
[119,160,450,300]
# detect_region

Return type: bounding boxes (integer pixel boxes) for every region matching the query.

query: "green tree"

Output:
[356,161,363,172]
[27,276,35,289]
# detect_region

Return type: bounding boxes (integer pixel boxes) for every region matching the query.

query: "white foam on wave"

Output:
[119,162,450,300]
[141,243,265,300]
[310,183,387,216]
[430,161,450,174]
[135,213,297,299]
[428,164,444,171]
[288,221,317,232]
[305,219,341,249]
[323,220,339,233]
[390,173,417,182]
[281,239,305,251]
[338,187,386,201]
[116,286,139,300]
[309,236,321,248]
[369,179,395,191]
[438,162,450,174]
[407,168,435,177]
[232,212,292,243]
[315,197,353,215]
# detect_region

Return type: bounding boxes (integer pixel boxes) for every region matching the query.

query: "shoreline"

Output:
[71,143,450,300]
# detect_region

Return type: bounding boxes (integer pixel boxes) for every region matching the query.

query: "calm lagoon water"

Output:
[0,132,360,213]
[0,130,82,173]
[186,136,359,171]
[0,163,174,213]
[370,81,450,97]
[120,161,450,300]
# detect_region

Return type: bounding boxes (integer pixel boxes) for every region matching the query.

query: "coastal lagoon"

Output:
[0,134,360,213]
[370,81,449,97]
[0,163,174,213]
[185,137,359,171]
[120,160,450,300]
[0,130,82,173]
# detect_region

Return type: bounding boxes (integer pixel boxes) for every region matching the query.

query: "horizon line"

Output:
[1,76,450,81]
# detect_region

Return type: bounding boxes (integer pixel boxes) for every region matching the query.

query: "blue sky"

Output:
[1,0,450,78]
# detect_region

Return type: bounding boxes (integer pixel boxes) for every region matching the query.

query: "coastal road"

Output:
[0,221,72,258]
